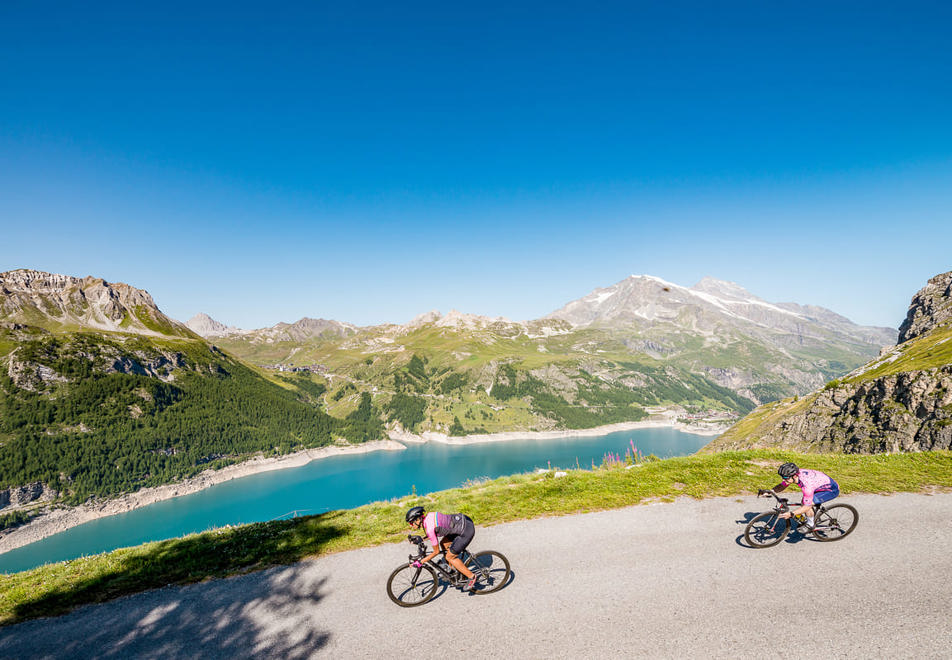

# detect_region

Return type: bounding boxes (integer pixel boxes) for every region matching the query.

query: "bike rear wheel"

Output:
[812,503,859,541]
[744,511,789,548]
[387,563,438,607]
[464,550,511,594]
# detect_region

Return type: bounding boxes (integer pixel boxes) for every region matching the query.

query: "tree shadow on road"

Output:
[6,512,348,625]
[0,563,334,659]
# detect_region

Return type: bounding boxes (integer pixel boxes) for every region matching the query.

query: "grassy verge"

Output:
[1,449,950,625]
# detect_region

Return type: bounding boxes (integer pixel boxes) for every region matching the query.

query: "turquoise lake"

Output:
[0,427,711,573]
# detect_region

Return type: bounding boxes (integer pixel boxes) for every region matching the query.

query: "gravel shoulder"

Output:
[1,492,950,659]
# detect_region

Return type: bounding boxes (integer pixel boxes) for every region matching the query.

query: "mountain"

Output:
[206,275,894,439]
[706,271,952,453]
[187,313,357,343]
[547,275,895,347]
[542,275,895,404]
[185,313,241,338]
[1,269,193,338]
[0,270,380,520]
[0,266,904,520]
[243,317,358,343]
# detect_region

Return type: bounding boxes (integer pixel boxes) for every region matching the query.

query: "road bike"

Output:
[744,490,858,548]
[386,534,511,607]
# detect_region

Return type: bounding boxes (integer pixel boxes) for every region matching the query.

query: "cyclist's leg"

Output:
[813,483,839,508]
[445,520,476,579]
[809,484,839,521]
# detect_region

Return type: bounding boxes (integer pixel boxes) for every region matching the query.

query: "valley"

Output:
[0,268,904,546]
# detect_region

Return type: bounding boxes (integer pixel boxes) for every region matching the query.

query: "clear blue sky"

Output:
[2,1,950,330]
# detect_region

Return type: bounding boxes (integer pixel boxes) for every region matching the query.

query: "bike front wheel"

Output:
[744,511,789,548]
[812,503,859,541]
[387,563,439,607]
[464,550,511,594]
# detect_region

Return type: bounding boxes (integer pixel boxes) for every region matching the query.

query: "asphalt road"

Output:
[2,492,950,659]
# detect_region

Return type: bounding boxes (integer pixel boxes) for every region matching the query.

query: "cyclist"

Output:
[405,506,478,590]
[760,462,839,531]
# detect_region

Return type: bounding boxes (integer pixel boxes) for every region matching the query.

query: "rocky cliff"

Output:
[898,271,952,343]
[0,269,193,338]
[707,271,952,453]
[0,482,58,510]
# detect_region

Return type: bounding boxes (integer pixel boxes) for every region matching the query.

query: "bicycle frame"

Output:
[406,535,476,587]
[758,491,832,532]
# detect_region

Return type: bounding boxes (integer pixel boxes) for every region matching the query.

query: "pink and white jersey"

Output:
[422,512,467,547]
[783,469,834,506]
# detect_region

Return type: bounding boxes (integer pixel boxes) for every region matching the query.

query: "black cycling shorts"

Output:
[445,514,475,555]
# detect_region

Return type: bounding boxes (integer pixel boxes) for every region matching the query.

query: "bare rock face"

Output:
[898,271,952,343]
[711,366,952,453]
[0,482,59,510]
[7,356,69,391]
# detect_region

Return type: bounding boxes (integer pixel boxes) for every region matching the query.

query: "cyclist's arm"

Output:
[782,485,815,518]
[418,546,441,565]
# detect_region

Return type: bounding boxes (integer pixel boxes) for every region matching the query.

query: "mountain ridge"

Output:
[545,274,894,344]
[187,274,894,350]
[1,269,194,339]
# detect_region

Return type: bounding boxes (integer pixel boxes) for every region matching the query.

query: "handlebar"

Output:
[758,490,789,506]
[407,534,427,562]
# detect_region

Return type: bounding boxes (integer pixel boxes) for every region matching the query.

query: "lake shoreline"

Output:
[0,415,726,557]
[392,414,727,446]
[0,440,406,556]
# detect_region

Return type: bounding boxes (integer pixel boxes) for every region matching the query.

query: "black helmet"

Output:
[405,506,425,524]
[778,462,798,479]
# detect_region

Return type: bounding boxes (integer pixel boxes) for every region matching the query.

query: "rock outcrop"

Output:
[0,482,59,510]
[898,271,952,343]
[710,367,952,453]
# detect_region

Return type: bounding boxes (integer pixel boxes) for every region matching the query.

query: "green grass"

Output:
[847,324,952,383]
[1,448,949,626]
[711,394,819,448]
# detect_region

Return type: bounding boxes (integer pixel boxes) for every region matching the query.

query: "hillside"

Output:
[212,312,752,437]
[707,271,952,453]
[0,271,380,524]
[204,275,894,437]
